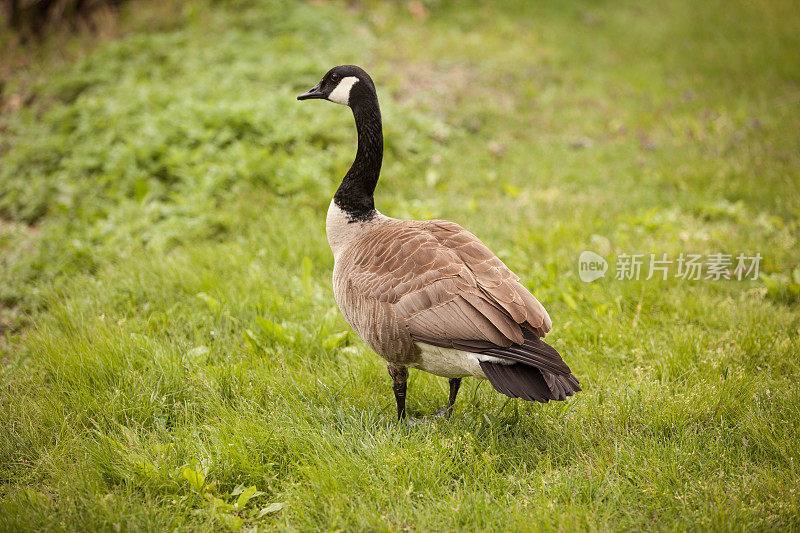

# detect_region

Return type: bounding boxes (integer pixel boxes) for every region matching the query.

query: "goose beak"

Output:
[297,83,325,100]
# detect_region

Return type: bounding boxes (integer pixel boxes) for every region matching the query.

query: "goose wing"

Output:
[340,220,571,376]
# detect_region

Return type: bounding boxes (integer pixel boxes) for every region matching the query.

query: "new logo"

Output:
[578,251,608,282]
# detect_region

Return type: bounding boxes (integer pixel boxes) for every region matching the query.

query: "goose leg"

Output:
[447,377,462,416]
[387,364,408,420]
[434,377,462,418]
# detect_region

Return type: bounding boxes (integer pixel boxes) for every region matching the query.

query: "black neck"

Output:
[333,95,383,222]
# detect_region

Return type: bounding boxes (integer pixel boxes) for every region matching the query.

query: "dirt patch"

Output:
[390,63,476,105]
[384,61,516,114]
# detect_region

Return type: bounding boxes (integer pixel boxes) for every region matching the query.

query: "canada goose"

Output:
[298,65,580,419]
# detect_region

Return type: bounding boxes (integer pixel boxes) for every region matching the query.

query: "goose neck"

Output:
[333,98,383,222]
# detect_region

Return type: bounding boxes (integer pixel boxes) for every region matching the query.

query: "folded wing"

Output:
[338,219,579,398]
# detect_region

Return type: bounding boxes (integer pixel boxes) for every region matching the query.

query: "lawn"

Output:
[1,0,799,530]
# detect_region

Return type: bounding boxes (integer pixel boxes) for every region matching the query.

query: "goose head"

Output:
[297,65,377,107]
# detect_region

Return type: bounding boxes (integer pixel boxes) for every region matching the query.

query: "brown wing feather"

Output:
[333,219,568,374]
[425,220,552,336]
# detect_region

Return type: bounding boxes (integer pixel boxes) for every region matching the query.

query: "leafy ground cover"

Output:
[1,0,799,530]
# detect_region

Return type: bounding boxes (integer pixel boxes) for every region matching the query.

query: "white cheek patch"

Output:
[328,76,359,105]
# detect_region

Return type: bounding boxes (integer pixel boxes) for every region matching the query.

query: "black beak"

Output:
[297,83,325,101]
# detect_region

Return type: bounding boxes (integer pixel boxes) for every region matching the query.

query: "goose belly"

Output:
[411,343,510,379]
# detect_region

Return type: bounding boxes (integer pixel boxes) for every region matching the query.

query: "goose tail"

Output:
[479,360,581,403]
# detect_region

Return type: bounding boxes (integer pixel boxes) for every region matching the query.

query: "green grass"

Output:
[2,0,800,530]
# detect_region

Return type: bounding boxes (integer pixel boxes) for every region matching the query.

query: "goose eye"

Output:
[330,73,340,82]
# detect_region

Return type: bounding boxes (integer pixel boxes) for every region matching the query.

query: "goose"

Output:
[297,65,580,420]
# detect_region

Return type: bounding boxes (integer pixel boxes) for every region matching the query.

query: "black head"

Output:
[297,65,377,107]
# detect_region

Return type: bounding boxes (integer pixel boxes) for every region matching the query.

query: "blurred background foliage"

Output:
[0,0,799,530]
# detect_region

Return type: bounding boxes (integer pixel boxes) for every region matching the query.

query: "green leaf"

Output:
[196,292,221,312]
[502,183,521,197]
[235,485,260,511]
[244,329,265,352]
[257,502,285,517]
[133,177,149,201]
[206,495,234,512]
[323,331,349,350]
[181,466,206,492]
[134,461,157,475]
[255,316,295,345]
[217,513,244,530]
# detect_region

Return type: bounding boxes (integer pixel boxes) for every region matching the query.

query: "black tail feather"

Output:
[480,361,581,403]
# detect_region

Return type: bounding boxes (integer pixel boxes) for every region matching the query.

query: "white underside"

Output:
[410,343,510,379]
